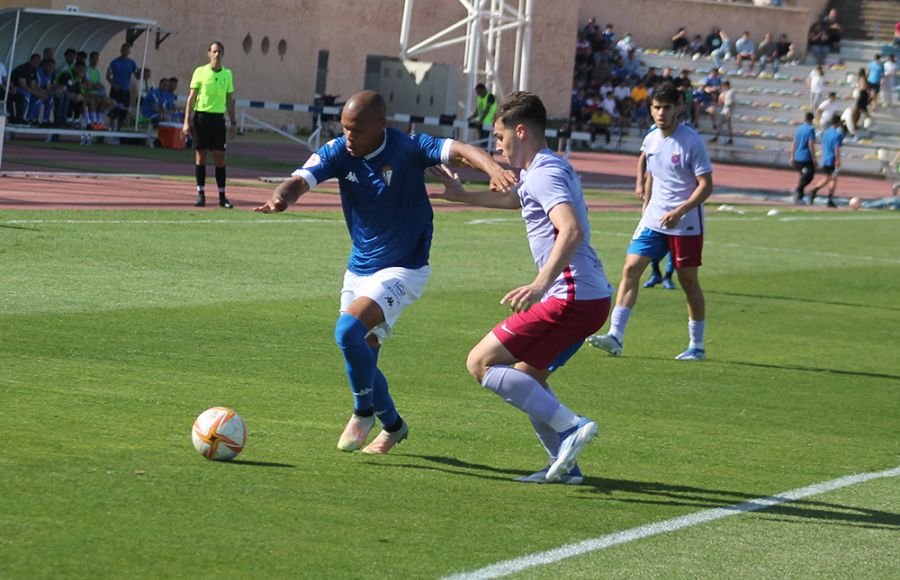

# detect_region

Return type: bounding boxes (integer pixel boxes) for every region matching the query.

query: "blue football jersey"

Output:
[293,127,449,275]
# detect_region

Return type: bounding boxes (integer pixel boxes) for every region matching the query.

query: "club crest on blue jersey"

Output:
[381,165,393,186]
[671,152,682,165]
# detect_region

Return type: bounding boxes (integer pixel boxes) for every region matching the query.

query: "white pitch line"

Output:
[714,242,900,264]
[444,466,900,580]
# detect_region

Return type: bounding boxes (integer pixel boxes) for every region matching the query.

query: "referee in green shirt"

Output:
[182,41,237,208]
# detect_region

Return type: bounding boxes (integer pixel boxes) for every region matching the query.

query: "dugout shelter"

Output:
[0,6,159,163]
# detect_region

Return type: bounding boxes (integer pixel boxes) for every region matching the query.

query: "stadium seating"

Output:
[571,39,900,176]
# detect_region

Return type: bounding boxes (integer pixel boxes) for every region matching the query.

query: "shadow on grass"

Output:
[578,476,900,530]
[708,290,900,312]
[380,455,900,530]
[229,459,296,468]
[0,223,41,231]
[363,453,529,483]
[721,359,900,382]
[621,354,900,382]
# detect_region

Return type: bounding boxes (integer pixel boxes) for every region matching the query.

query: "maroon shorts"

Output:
[669,234,703,268]
[492,297,611,370]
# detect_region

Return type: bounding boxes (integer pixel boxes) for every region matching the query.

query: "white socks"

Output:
[689,319,705,349]
[608,306,631,341]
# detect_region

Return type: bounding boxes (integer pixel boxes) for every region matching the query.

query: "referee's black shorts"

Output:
[192,111,227,151]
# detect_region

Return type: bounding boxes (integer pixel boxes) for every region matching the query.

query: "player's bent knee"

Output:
[466,351,488,383]
[334,313,368,348]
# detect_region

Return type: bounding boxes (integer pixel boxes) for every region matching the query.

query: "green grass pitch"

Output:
[1,206,898,577]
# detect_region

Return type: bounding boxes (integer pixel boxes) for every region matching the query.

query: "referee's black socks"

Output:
[195,165,206,193]
[215,166,227,198]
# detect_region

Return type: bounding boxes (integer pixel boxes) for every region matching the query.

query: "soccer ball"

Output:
[192,407,247,461]
[848,197,861,210]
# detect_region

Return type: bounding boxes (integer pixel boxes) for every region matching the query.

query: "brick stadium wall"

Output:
[0,0,579,121]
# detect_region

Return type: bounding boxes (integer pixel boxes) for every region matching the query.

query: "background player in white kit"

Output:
[588,82,713,360]
[430,91,612,484]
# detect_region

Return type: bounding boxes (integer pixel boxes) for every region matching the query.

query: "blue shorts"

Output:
[627,226,703,268]
[627,226,671,261]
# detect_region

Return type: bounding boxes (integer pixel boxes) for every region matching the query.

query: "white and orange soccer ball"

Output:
[848,197,861,210]
[191,407,247,461]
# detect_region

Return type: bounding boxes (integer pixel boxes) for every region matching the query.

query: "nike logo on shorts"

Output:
[501,323,517,336]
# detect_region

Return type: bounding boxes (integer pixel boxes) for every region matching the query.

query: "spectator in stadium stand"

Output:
[822,8,842,54]
[688,35,705,59]
[583,17,600,39]
[882,54,896,108]
[705,26,723,55]
[658,67,674,85]
[10,54,42,125]
[710,80,734,145]
[602,23,616,46]
[807,21,830,66]
[711,30,732,71]
[616,33,635,62]
[42,46,54,62]
[757,32,780,74]
[106,43,139,136]
[575,33,592,66]
[183,41,238,209]
[852,67,871,134]
[672,27,690,56]
[775,33,794,64]
[807,64,826,111]
[894,21,900,47]
[815,92,842,130]
[735,31,757,74]
[589,105,612,148]
[866,54,884,113]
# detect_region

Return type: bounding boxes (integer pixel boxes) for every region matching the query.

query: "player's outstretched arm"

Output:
[427,165,519,209]
[255,176,310,213]
[447,141,517,193]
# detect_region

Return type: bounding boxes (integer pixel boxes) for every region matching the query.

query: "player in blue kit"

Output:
[256,90,516,454]
[791,112,817,205]
[808,113,843,208]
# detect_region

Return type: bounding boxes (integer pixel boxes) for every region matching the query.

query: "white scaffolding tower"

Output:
[399,0,533,134]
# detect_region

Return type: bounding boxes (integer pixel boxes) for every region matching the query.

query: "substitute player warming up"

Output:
[588,82,713,361]
[430,91,612,484]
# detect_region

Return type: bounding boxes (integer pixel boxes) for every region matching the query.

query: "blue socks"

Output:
[334,313,399,429]
[334,314,376,414]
